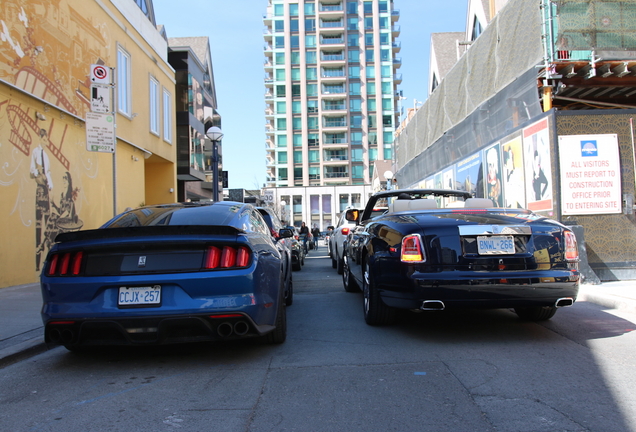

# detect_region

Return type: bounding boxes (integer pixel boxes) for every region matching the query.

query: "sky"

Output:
[152,0,468,190]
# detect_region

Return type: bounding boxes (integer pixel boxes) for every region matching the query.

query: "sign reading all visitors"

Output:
[558,134,621,215]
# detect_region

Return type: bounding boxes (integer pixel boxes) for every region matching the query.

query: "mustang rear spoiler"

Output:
[55,225,242,244]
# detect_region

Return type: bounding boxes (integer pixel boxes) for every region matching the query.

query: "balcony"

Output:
[322,137,348,149]
[320,36,345,48]
[392,41,401,53]
[264,44,273,57]
[393,57,402,68]
[320,52,346,66]
[263,12,273,25]
[323,118,347,128]
[318,3,344,19]
[322,101,346,113]
[324,170,349,180]
[321,69,346,84]
[394,73,402,84]
[319,19,344,35]
[264,92,274,101]
[323,156,348,165]
[392,25,401,37]
[264,59,273,71]
[265,107,274,119]
[321,85,346,98]
[391,9,400,22]
[319,3,343,12]
[263,28,272,40]
[264,77,274,88]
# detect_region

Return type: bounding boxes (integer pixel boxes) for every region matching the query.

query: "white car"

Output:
[329,211,358,274]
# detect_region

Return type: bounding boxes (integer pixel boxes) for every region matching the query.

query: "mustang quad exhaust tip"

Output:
[555,297,574,308]
[216,322,234,338]
[421,300,445,311]
[49,328,62,343]
[233,321,250,336]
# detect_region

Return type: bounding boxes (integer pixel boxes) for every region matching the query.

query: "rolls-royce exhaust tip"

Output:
[421,300,445,311]
[555,297,574,308]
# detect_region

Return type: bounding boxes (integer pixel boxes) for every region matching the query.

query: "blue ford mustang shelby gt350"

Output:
[341,189,580,325]
[40,201,293,350]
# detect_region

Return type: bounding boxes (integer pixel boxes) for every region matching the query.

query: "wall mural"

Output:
[1,1,110,276]
[411,118,555,213]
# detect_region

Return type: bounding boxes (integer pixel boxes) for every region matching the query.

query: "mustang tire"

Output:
[285,278,294,306]
[265,278,287,344]
[363,260,396,325]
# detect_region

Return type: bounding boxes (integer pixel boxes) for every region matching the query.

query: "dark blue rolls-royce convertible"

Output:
[341,189,580,325]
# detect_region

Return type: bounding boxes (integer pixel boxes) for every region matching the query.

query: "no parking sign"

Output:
[90,64,110,84]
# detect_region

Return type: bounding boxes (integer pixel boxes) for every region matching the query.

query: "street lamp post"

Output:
[206,126,224,202]
[384,170,394,191]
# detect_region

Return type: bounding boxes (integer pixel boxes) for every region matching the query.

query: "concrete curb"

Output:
[0,338,49,369]
[577,290,636,314]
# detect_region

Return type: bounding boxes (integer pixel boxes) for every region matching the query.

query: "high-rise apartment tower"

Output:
[264,0,401,187]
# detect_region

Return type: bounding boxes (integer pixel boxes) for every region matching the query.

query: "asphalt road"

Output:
[1,246,635,432]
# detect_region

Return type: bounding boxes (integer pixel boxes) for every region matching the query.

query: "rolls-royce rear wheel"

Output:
[363,260,396,325]
[342,255,360,293]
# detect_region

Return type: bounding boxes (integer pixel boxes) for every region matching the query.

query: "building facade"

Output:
[263,184,375,230]
[263,0,401,188]
[0,0,177,287]
[168,37,222,202]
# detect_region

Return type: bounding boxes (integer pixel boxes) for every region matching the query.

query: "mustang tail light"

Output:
[401,234,426,263]
[204,245,251,269]
[341,227,350,235]
[47,251,84,276]
[564,231,579,262]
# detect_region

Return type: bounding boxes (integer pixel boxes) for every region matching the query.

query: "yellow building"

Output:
[0,0,177,286]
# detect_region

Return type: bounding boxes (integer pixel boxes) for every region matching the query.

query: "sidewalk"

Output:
[1,280,635,366]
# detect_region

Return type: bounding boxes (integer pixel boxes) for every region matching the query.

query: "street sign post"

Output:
[87,64,117,216]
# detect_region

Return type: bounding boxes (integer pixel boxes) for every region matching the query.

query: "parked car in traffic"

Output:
[40,201,292,350]
[330,211,358,273]
[286,226,305,271]
[342,189,580,326]
[256,206,294,305]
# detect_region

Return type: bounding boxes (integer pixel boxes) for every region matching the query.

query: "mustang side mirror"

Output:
[345,209,360,223]
[279,228,294,239]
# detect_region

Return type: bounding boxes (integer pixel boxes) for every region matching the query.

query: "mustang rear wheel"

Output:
[285,277,294,306]
[342,255,360,293]
[514,306,557,321]
[265,278,287,344]
[363,260,396,325]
